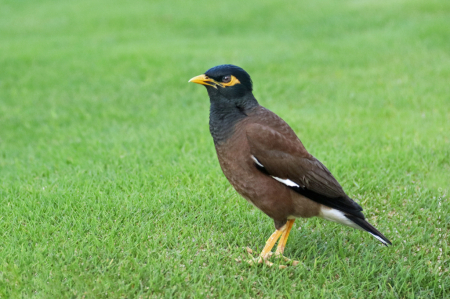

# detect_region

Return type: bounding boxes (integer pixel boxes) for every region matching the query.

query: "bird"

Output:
[188,64,391,261]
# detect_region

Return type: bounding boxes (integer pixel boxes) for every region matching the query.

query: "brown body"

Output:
[215,106,321,228]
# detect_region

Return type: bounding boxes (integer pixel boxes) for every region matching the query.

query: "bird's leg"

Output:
[259,225,286,260]
[275,219,295,256]
[246,221,300,267]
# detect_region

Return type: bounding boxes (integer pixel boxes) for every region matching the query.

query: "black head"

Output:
[189,64,253,100]
[189,65,258,144]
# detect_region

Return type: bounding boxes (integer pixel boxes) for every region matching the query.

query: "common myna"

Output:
[189,64,391,260]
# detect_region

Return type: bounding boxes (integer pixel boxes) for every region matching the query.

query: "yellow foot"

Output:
[244,248,299,267]
[274,254,300,266]
[246,251,274,266]
[246,256,274,267]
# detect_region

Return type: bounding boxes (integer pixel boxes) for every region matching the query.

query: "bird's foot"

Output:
[274,252,300,266]
[244,248,299,268]
[245,250,274,266]
[246,256,274,267]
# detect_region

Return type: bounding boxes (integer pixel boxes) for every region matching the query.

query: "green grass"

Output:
[1,0,449,297]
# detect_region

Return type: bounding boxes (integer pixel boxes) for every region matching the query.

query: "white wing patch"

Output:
[272,176,300,187]
[251,155,264,167]
[251,155,301,188]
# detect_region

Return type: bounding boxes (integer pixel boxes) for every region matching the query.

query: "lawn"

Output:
[0,0,449,297]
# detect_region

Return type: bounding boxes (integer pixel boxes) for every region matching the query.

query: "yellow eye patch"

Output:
[219,75,240,87]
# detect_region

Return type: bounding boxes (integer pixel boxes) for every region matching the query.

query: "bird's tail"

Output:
[345,214,392,246]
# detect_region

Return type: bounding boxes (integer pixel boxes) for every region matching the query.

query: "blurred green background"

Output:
[1,0,449,297]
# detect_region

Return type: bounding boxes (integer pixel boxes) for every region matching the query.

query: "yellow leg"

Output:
[259,225,285,259]
[275,219,295,256]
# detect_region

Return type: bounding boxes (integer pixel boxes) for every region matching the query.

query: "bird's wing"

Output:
[246,123,364,218]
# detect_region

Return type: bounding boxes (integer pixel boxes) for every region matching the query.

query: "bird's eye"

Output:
[222,75,231,83]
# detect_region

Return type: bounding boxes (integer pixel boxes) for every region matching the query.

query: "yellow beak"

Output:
[188,74,218,88]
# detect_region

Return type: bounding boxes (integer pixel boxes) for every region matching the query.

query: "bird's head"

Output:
[189,64,253,101]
